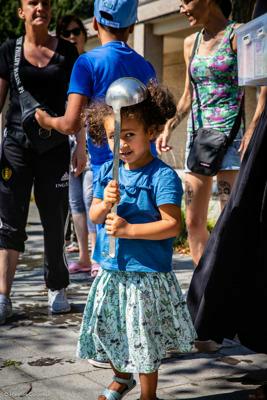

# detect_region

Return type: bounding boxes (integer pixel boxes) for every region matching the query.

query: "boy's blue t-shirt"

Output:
[93,158,183,273]
[68,41,156,166]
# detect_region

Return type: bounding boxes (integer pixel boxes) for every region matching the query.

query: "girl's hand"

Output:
[105,213,131,238]
[103,180,120,209]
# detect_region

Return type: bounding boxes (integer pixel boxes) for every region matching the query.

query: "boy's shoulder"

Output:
[79,44,104,62]
[79,43,124,67]
[83,41,149,61]
[79,42,155,81]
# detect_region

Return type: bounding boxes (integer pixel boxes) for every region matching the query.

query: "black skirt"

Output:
[187,105,267,354]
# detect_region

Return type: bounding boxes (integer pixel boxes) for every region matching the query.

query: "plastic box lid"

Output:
[236,13,267,86]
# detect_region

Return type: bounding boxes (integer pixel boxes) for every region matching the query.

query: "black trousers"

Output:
[0,133,70,290]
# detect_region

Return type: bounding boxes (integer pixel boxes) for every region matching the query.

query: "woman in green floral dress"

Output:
[156,0,244,267]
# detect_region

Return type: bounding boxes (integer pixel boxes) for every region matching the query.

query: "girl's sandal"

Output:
[101,375,136,400]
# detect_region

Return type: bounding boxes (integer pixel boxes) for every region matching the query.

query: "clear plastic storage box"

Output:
[236,13,267,86]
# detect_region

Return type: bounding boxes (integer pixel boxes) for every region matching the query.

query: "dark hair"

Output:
[214,0,232,18]
[56,15,87,41]
[86,80,176,145]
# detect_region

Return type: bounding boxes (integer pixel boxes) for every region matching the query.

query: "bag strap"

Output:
[13,37,25,95]
[188,29,244,144]
[227,95,244,145]
[188,32,201,136]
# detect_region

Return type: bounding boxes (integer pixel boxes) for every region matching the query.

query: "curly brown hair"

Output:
[86,80,176,146]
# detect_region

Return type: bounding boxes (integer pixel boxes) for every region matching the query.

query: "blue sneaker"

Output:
[0,294,12,325]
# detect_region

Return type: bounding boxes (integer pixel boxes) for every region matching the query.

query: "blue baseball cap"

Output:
[94,0,138,29]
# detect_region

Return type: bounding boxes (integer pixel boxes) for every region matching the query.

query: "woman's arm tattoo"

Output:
[170,110,188,130]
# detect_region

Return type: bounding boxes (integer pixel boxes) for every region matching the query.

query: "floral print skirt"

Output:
[77,269,196,373]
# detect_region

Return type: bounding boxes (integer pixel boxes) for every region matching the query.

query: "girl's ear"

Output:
[147,126,157,141]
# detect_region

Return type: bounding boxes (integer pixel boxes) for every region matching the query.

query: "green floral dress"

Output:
[185,21,244,171]
[77,269,196,373]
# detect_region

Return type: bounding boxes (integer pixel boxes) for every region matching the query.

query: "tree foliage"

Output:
[0,0,23,43]
[0,0,94,44]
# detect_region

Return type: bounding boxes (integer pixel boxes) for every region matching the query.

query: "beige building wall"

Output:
[162,49,187,169]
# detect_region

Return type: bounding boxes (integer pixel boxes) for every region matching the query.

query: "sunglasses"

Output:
[61,27,82,38]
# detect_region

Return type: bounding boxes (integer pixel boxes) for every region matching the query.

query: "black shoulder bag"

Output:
[13,37,67,154]
[187,31,244,176]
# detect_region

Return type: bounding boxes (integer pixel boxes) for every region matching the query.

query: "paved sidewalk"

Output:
[1,204,267,399]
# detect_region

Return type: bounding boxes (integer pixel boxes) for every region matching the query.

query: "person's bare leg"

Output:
[0,249,19,296]
[185,173,213,266]
[72,213,91,266]
[98,362,132,400]
[89,231,97,260]
[139,370,158,400]
[217,170,238,211]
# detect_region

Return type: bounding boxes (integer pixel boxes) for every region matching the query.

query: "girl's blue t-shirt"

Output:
[93,158,183,273]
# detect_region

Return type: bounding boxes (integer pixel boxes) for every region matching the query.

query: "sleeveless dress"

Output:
[185,22,244,172]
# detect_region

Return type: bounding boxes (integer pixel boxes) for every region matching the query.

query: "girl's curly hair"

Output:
[86,80,176,146]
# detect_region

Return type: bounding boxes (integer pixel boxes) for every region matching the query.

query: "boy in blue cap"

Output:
[70,0,156,191]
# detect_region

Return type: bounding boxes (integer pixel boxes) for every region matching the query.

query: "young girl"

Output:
[77,81,196,400]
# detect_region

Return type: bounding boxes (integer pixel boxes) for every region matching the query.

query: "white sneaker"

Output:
[48,289,71,314]
[0,294,12,325]
[88,359,111,369]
